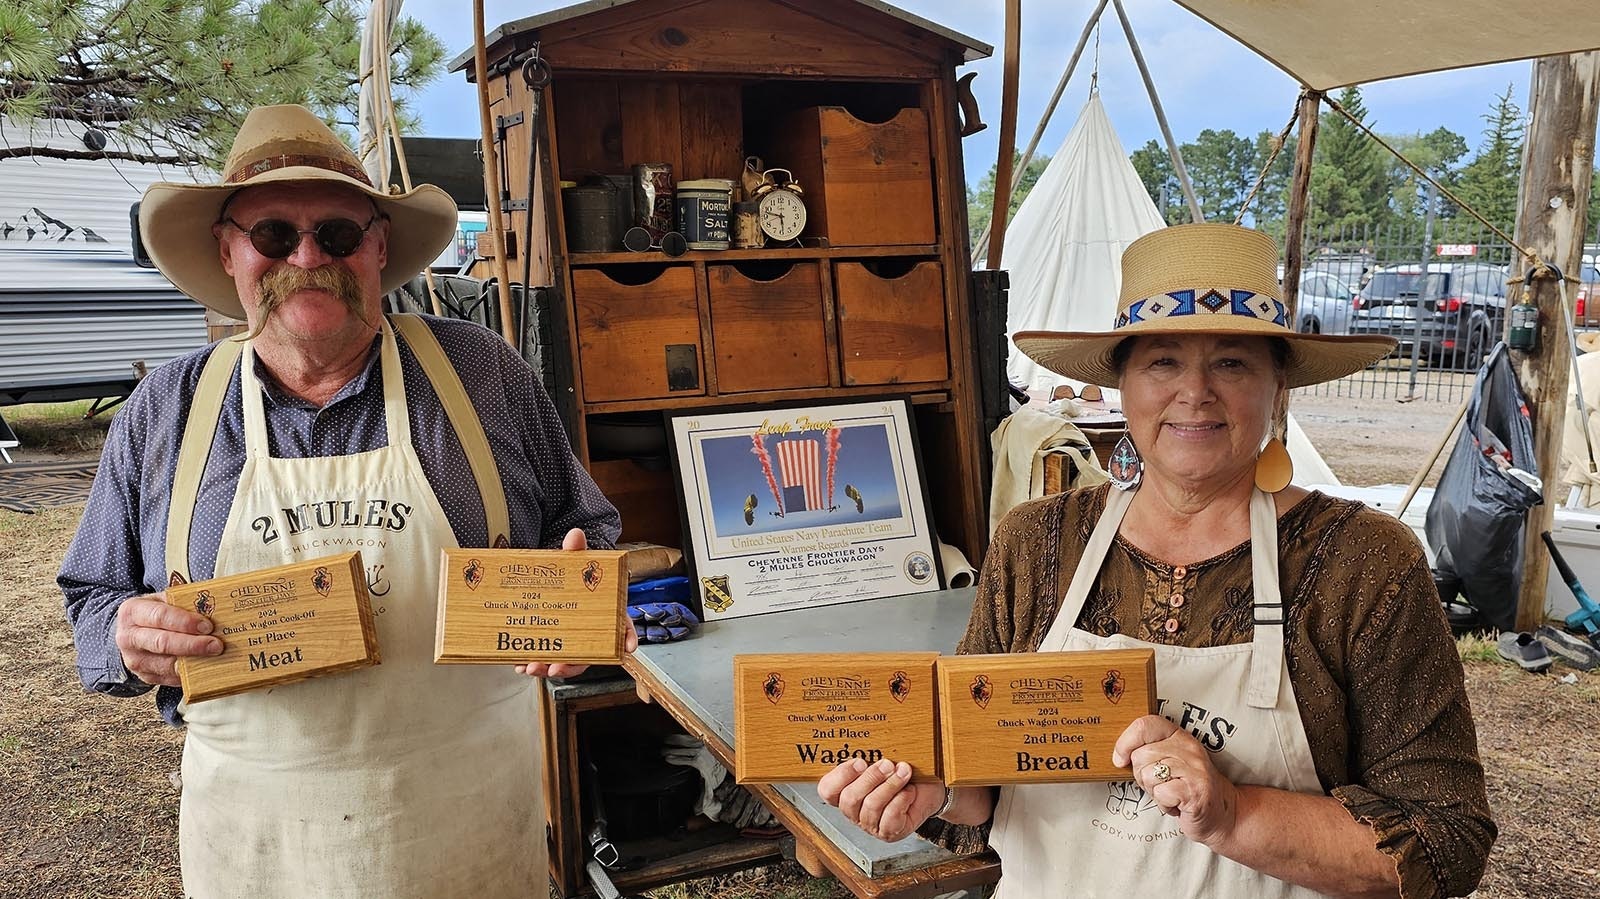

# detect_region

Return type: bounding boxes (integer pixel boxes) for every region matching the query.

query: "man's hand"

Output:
[114,594,224,686]
[514,528,639,679]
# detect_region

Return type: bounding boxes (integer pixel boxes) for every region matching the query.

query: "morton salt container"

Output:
[674,179,733,250]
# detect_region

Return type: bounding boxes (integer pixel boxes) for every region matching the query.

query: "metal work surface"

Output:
[631,589,977,878]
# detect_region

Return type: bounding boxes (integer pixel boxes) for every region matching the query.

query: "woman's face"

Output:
[1117,334,1286,492]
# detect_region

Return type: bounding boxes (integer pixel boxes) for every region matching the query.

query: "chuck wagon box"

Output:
[451,0,997,895]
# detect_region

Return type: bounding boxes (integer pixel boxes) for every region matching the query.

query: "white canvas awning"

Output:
[1173,0,1600,90]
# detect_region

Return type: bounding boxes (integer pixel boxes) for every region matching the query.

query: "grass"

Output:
[3,399,113,455]
[1456,632,1503,664]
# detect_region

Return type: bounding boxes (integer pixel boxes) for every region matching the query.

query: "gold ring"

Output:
[1151,761,1172,782]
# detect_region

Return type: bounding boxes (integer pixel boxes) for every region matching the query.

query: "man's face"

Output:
[215,182,390,350]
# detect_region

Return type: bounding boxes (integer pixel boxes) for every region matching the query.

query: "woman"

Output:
[818,224,1494,897]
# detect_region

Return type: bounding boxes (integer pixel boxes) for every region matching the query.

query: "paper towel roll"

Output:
[938,539,977,590]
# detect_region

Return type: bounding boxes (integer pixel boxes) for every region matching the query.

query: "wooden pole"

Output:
[972,0,1109,260]
[985,0,1022,270]
[1512,51,1600,632]
[472,0,519,346]
[1111,0,1202,223]
[1280,91,1322,321]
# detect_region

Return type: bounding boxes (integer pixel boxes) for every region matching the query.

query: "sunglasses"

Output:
[222,214,381,259]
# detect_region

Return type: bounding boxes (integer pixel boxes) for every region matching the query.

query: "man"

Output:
[60,104,628,898]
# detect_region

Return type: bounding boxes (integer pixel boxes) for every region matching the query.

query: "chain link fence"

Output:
[1288,220,1600,404]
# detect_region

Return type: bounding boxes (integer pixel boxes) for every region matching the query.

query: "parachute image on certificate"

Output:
[668,399,941,620]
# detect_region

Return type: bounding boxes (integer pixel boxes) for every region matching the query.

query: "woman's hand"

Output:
[817,758,948,843]
[514,528,639,678]
[1113,714,1240,848]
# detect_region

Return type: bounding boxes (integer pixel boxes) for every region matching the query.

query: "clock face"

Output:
[758,189,807,242]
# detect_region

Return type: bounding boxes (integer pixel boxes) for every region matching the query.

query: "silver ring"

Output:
[1151,761,1173,783]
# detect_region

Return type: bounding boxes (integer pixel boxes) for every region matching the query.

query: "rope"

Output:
[1090,22,1101,95]
[1234,90,1304,226]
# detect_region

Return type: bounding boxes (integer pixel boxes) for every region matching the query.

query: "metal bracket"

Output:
[505,199,530,211]
[496,112,525,130]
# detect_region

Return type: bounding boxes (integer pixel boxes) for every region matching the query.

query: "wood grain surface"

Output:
[733,652,939,783]
[937,650,1156,786]
[168,552,378,703]
[435,548,626,664]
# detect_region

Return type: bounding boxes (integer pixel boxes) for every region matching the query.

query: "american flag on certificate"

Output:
[777,438,822,512]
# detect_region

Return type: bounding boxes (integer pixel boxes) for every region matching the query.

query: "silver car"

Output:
[1293,271,1360,334]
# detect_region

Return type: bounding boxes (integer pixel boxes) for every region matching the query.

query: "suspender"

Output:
[165,338,246,586]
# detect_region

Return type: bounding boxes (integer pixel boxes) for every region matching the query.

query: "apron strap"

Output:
[1245,488,1285,709]
[1044,487,1135,653]
[164,337,246,586]
[390,313,512,548]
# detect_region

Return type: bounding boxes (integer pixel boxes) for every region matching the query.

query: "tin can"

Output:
[562,184,620,253]
[675,179,732,250]
[731,201,763,249]
[632,163,675,240]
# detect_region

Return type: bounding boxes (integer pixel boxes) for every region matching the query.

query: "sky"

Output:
[398,0,1537,190]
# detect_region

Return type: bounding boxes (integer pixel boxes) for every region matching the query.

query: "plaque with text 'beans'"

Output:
[435,548,626,664]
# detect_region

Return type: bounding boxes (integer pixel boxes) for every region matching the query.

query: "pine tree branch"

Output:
[0,145,187,164]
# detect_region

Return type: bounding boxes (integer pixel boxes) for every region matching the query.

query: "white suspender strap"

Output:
[390,314,512,547]
[164,338,246,586]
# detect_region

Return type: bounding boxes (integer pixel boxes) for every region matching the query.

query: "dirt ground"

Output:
[2,393,1598,898]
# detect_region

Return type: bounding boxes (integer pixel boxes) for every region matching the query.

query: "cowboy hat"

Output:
[138,104,458,320]
[1012,223,1398,389]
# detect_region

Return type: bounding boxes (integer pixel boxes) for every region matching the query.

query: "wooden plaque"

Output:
[435,548,626,664]
[937,650,1157,786]
[733,652,940,784]
[167,552,379,704]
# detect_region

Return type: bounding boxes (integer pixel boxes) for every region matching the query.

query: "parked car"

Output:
[1348,262,1507,370]
[1570,261,1600,332]
[1294,270,1359,334]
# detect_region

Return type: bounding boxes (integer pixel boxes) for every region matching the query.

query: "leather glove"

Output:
[661,734,727,820]
[627,601,700,643]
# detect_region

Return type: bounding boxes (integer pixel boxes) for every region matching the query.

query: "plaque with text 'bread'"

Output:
[435,548,626,664]
[167,551,379,703]
[733,652,939,784]
[937,649,1156,786]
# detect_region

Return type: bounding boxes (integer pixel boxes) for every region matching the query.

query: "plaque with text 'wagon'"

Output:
[734,652,939,784]
[937,649,1157,786]
[434,548,626,664]
[167,551,379,703]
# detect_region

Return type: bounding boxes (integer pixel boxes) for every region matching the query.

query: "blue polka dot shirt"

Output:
[58,315,622,725]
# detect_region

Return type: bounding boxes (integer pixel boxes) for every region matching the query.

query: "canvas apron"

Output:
[989,487,1328,899]
[165,318,544,899]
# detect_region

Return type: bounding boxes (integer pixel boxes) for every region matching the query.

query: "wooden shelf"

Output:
[583,385,950,414]
[568,244,940,266]
[606,830,788,893]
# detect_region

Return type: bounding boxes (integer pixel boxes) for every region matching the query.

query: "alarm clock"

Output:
[753,168,807,244]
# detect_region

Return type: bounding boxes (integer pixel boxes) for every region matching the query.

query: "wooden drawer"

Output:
[835,259,948,385]
[708,261,828,393]
[574,265,703,402]
[779,106,936,247]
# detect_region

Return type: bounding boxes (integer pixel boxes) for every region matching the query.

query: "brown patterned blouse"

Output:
[920,485,1495,899]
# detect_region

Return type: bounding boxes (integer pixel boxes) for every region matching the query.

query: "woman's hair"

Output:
[1110,335,1290,375]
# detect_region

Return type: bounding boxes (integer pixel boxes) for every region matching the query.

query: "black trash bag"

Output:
[1426,343,1543,632]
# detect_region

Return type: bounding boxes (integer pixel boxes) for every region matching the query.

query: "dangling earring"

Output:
[1254,430,1293,493]
[1108,430,1143,491]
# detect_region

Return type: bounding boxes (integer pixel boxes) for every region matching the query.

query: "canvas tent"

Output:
[999,94,1340,486]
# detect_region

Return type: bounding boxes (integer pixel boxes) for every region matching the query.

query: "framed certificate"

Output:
[667,398,942,620]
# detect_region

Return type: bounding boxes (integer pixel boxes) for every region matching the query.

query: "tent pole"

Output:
[1512,51,1600,632]
[1111,0,1202,223]
[1281,90,1321,322]
[985,0,1022,269]
[473,0,519,346]
[973,0,1109,261]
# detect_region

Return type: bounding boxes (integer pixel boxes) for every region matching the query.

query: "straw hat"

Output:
[139,104,458,320]
[1012,223,1398,389]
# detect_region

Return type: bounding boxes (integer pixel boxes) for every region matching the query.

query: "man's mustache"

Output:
[248,264,371,339]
